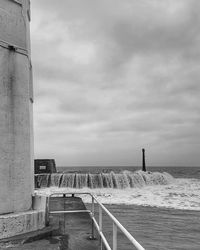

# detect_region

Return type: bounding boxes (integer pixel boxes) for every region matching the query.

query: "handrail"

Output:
[49,210,91,214]
[47,192,145,250]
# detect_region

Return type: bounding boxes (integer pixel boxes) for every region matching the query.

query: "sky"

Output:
[30,0,200,167]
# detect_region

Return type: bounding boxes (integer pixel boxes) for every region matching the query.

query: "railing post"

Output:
[63,193,66,233]
[92,196,94,216]
[113,222,117,250]
[99,205,103,250]
[45,196,50,226]
[89,196,96,240]
[99,205,102,231]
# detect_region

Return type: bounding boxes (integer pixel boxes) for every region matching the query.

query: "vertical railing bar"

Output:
[99,205,102,231]
[91,196,95,239]
[113,222,117,250]
[63,193,66,233]
[46,196,50,226]
[99,205,103,250]
[92,196,94,216]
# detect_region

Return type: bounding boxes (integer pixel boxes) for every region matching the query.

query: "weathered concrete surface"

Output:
[0,195,47,240]
[49,196,100,250]
[0,0,27,48]
[0,210,45,239]
[0,0,33,214]
[0,197,101,249]
[0,226,54,245]
[0,195,49,243]
[0,238,60,250]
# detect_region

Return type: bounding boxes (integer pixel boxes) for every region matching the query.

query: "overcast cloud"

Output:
[31,0,200,166]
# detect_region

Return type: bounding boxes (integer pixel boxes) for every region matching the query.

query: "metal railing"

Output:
[47,192,145,250]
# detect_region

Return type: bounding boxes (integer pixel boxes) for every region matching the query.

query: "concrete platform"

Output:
[49,196,100,250]
[0,226,54,249]
[0,196,101,250]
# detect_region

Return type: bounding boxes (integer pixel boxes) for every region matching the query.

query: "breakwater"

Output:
[35,170,173,189]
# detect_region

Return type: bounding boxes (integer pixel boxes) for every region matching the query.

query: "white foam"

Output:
[35,178,200,211]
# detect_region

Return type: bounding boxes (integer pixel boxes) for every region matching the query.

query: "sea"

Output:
[35,166,200,250]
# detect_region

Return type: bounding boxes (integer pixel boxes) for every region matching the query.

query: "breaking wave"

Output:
[34,170,200,211]
[35,170,173,189]
[35,178,200,211]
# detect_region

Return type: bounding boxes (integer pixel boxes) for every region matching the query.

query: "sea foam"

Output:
[35,178,200,211]
[35,170,200,211]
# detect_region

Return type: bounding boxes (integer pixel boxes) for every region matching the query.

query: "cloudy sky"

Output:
[31,0,200,167]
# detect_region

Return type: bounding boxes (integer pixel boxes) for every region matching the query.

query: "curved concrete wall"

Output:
[0,0,33,214]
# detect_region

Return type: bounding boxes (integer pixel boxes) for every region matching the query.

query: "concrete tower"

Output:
[0,0,33,214]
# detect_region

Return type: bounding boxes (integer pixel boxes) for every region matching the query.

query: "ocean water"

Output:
[35,166,200,249]
[91,204,200,250]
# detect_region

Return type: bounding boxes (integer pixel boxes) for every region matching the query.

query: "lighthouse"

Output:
[0,0,33,215]
[0,1,46,240]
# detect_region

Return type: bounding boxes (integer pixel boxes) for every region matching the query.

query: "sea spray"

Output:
[35,173,50,188]
[50,173,62,187]
[102,173,114,188]
[35,170,174,189]
[88,173,104,188]
[35,178,200,211]
[60,173,75,188]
